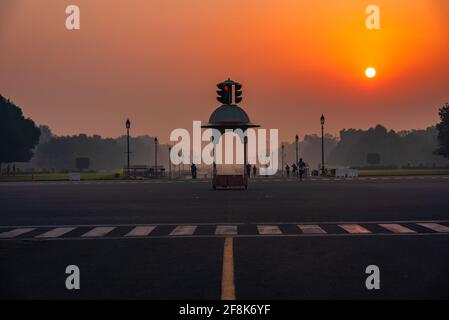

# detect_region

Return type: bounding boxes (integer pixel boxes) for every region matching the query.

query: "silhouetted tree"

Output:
[0,95,40,173]
[435,103,449,159]
[34,134,123,171]
[328,125,446,167]
[33,133,171,171]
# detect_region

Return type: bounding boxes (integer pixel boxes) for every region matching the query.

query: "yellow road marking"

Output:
[221,237,236,300]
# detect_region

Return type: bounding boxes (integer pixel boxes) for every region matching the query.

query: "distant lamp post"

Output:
[154,137,158,176]
[295,134,299,178]
[320,114,325,176]
[125,118,131,176]
[168,146,172,179]
[281,143,285,177]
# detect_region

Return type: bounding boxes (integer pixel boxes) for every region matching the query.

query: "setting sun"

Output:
[365,67,377,78]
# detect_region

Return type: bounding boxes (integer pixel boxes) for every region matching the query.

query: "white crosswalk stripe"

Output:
[417,223,449,233]
[1,221,449,240]
[0,228,35,239]
[36,227,76,238]
[339,224,371,234]
[298,224,326,234]
[379,223,416,233]
[257,225,282,235]
[169,225,197,236]
[215,225,237,235]
[81,226,116,237]
[125,226,156,237]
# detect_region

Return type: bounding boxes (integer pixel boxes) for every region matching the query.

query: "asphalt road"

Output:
[1,176,449,299]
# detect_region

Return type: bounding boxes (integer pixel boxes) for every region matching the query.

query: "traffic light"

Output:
[234,83,242,104]
[217,82,231,104]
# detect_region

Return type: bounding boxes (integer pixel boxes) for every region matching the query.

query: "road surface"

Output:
[1,176,448,299]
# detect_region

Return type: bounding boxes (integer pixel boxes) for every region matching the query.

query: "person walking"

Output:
[191,163,197,179]
[298,158,306,181]
[246,164,252,178]
[285,164,290,177]
[252,165,257,178]
[292,163,297,177]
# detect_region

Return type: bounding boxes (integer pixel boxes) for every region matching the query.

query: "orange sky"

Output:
[0,0,448,142]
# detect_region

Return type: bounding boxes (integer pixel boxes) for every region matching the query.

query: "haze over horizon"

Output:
[1,0,448,143]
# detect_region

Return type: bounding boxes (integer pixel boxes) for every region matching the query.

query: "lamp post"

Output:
[320,114,325,176]
[281,143,285,177]
[295,134,299,178]
[154,137,158,176]
[168,146,172,179]
[125,118,131,176]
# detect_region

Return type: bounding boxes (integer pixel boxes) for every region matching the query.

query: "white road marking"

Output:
[81,226,116,237]
[417,223,449,233]
[170,225,197,236]
[257,225,282,235]
[1,220,449,241]
[339,224,371,234]
[298,224,326,234]
[36,227,76,238]
[0,228,35,238]
[379,223,416,233]
[125,226,156,237]
[215,225,238,235]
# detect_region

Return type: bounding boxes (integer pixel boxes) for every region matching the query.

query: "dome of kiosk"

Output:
[208,104,251,124]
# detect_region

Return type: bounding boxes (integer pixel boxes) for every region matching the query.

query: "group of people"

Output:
[190,158,307,180]
[284,158,306,181]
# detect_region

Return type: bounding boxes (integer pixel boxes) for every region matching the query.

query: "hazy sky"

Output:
[1,0,448,142]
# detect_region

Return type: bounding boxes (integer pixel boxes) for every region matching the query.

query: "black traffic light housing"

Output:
[217,82,231,104]
[234,82,242,104]
[216,79,243,105]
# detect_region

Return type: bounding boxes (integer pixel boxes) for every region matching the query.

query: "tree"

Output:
[328,125,446,167]
[0,95,41,173]
[435,102,449,159]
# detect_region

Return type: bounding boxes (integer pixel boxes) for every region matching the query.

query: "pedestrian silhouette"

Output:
[292,163,297,177]
[191,163,197,179]
[252,165,257,178]
[285,164,290,177]
[298,158,306,181]
[246,164,251,177]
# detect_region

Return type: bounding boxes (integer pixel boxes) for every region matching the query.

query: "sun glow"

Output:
[365,67,376,78]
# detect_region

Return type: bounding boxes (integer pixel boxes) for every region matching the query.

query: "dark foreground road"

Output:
[1,176,449,299]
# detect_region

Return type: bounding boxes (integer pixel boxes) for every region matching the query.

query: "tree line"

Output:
[32,127,171,171]
[1,94,449,172]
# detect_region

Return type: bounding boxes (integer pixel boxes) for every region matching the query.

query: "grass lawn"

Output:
[0,172,117,181]
[358,168,449,177]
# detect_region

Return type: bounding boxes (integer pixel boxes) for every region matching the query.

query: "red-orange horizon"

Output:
[0,0,448,143]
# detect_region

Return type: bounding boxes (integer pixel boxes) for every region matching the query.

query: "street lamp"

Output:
[281,143,285,177]
[168,146,172,179]
[125,118,131,177]
[295,134,299,178]
[154,137,158,176]
[320,114,325,176]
